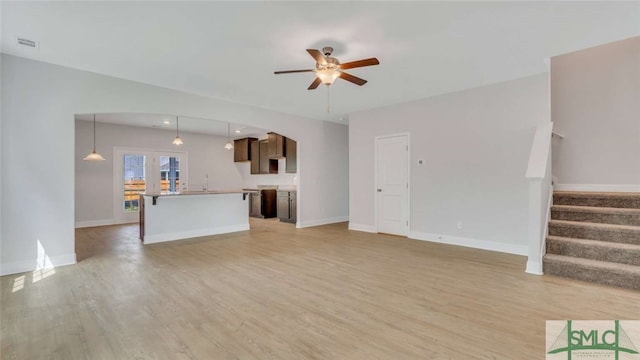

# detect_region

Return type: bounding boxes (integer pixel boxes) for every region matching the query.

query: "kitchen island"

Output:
[139,190,253,244]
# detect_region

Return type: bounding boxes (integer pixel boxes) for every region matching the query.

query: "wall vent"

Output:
[17,37,37,48]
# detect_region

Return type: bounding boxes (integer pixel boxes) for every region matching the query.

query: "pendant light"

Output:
[172,116,183,145]
[224,122,233,150]
[83,114,106,161]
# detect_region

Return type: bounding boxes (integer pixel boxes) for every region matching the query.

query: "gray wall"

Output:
[349,74,549,253]
[1,54,349,275]
[75,120,243,226]
[551,36,640,190]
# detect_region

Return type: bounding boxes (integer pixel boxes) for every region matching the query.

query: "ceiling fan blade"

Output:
[306,49,327,65]
[274,69,314,74]
[307,77,322,90]
[339,72,367,86]
[339,58,380,70]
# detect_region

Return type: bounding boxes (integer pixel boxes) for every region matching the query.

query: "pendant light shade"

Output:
[173,116,183,145]
[83,114,106,161]
[224,122,233,150]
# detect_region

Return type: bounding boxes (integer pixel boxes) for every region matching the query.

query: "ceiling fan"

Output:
[274,47,380,90]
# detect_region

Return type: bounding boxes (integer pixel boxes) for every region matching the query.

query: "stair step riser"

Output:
[543,257,640,290]
[548,224,640,245]
[554,196,640,209]
[551,210,640,226]
[546,239,640,266]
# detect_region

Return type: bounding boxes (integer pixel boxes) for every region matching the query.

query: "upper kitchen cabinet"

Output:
[251,140,278,174]
[267,132,285,159]
[250,141,260,174]
[234,137,257,162]
[285,137,297,173]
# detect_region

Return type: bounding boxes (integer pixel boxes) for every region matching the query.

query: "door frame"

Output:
[374,133,411,236]
[113,146,188,224]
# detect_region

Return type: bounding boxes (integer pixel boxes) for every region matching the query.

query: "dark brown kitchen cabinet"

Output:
[250,190,276,218]
[267,132,286,159]
[234,137,257,162]
[277,190,296,223]
[250,141,260,174]
[285,137,297,173]
[252,140,278,174]
[249,192,262,217]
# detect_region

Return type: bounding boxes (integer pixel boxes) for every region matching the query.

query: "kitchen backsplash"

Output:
[236,160,297,189]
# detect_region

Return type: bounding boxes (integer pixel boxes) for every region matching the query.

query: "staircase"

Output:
[543,191,640,290]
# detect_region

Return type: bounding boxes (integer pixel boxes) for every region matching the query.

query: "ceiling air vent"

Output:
[17,37,37,48]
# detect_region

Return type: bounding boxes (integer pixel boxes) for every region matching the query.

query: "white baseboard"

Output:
[408,231,528,256]
[143,224,250,244]
[525,260,544,275]
[554,184,640,192]
[296,216,349,229]
[348,223,376,233]
[75,219,117,228]
[1,253,77,276]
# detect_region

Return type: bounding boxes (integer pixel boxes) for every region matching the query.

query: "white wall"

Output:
[75,120,243,226]
[349,74,549,255]
[551,36,640,191]
[1,54,349,275]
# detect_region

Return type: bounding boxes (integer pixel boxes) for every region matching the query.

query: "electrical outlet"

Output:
[457,221,463,230]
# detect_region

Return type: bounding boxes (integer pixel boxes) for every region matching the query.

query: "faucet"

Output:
[203,173,209,191]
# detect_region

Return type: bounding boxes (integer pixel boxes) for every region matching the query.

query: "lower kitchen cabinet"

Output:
[277,190,296,223]
[250,190,276,218]
[249,192,262,218]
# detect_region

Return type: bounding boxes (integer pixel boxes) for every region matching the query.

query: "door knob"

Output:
[377,189,382,192]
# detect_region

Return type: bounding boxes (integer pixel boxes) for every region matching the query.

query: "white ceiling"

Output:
[75,113,266,139]
[3,2,639,124]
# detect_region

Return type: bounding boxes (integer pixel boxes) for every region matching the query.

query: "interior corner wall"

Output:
[551,36,640,190]
[1,54,349,275]
[349,74,549,254]
[75,121,243,226]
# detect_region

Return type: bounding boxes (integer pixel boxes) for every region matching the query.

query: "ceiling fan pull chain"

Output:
[327,85,331,113]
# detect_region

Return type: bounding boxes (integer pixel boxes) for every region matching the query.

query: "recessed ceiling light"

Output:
[163,120,170,125]
[235,130,241,133]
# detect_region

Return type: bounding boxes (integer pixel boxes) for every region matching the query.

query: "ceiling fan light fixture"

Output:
[316,68,340,85]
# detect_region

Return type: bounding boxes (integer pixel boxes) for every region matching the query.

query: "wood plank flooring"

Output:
[2,219,639,359]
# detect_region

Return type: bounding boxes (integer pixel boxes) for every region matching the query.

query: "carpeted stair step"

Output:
[551,205,640,226]
[546,236,640,266]
[553,191,640,209]
[548,220,640,245]
[543,254,640,290]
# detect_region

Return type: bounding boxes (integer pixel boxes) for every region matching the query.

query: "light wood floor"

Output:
[2,219,639,359]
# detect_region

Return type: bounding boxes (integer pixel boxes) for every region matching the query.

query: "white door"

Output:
[114,150,151,224]
[114,149,186,224]
[376,135,409,236]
